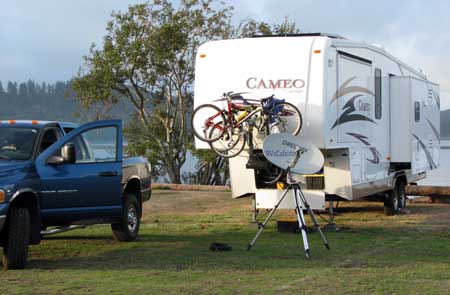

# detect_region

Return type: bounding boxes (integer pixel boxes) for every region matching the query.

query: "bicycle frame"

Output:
[203,111,225,131]
[224,95,267,132]
[201,93,278,134]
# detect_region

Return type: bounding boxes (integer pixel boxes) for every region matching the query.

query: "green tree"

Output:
[26,80,36,97]
[18,82,27,97]
[188,150,228,185]
[72,1,233,183]
[235,16,301,38]
[41,82,47,95]
[7,82,17,96]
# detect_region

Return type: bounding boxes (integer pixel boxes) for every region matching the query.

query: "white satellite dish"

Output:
[262,133,324,174]
[249,133,330,256]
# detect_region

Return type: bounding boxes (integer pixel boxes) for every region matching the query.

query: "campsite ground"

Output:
[1,190,449,294]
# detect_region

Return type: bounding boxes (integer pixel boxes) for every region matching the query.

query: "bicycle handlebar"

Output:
[260,95,275,103]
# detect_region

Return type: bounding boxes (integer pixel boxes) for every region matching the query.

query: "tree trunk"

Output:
[194,156,229,185]
[165,157,182,184]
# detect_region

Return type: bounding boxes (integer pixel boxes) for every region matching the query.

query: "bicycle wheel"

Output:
[267,102,302,135]
[209,123,246,158]
[191,104,226,142]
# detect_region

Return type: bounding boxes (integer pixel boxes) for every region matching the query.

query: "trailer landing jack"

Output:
[323,195,339,231]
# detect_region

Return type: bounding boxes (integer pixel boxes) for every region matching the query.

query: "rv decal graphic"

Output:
[430,87,440,109]
[331,94,376,129]
[330,76,374,105]
[412,134,437,169]
[246,78,305,90]
[426,83,440,108]
[426,118,440,143]
[347,132,381,164]
[347,132,370,145]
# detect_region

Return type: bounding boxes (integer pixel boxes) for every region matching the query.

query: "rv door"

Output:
[334,52,375,184]
[335,53,374,144]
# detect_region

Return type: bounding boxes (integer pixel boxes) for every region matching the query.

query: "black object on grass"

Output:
[209,242,232,251]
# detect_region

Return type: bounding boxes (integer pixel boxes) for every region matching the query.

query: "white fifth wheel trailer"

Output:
[193,33,440,215]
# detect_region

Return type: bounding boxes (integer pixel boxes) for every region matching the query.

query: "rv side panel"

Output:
[390,77,411,162]
[390,76,440,174]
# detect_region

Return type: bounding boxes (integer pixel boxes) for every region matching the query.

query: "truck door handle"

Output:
[98,171,118,177]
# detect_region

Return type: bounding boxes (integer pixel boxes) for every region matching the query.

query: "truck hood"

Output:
[0,161,30,174]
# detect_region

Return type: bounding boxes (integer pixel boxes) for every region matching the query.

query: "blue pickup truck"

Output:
[0,119,151,269]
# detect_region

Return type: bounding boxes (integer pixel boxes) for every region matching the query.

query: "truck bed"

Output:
[122,156,152,201]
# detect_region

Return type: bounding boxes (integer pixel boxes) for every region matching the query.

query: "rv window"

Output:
[415,101,420,122]
[375,68,382,119]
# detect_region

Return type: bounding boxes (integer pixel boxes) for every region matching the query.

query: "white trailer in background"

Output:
[194,33,440,215]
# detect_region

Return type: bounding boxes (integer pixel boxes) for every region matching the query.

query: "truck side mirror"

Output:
[61,143,76,164]
[47,155,65,165]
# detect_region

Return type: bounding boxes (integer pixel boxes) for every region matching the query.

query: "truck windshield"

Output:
[0,127,39,160]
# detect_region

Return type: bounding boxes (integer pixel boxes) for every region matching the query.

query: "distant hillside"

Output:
[0,80,134,123]
[441,109,450,140]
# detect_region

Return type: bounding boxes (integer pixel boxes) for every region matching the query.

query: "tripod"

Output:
[246,148,330,258]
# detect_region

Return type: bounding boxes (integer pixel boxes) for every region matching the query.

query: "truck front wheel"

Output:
[2,207,30,270]
[111,193,141,242]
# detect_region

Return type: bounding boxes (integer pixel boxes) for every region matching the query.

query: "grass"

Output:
[1,190,449,294]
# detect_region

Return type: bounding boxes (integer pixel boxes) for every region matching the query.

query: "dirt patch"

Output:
[142,190,251,220]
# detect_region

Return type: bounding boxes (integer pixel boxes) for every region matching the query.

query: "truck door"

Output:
[36,120,123,223]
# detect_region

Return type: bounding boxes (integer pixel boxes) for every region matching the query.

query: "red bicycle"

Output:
[191,92,303,158]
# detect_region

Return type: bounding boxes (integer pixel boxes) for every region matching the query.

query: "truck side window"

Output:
[375,68,382,119]
[39,128,60,154]
[72,126,118,163]
[63,127,75,134]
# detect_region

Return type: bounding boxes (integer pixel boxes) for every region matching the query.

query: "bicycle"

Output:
[192,92,303,158]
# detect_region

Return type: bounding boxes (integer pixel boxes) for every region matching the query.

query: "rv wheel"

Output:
[384,180,406,215]
[384,190,399,216]
[396,181,407,210]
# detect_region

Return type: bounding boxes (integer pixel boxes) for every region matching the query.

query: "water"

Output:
[418,140,450,186]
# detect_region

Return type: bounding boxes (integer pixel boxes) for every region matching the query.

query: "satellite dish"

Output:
[262,134,324,174]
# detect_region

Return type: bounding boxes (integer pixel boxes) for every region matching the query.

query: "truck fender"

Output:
[123,177,142,215]
[123,176,141,194]
[9,189,42,245]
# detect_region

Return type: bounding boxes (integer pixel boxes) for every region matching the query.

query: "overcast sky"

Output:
[2,0,450,109]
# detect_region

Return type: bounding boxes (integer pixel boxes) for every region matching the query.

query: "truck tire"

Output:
[111,193,141,242]
[2,207,30,270]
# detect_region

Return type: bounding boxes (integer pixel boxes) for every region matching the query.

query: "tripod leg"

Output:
[293,186,310,258]
[246,186,290,251]
[297,188,330,250]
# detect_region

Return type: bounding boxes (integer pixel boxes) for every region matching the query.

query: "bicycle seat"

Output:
[229,91,249,97]
[230,94,244,100]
